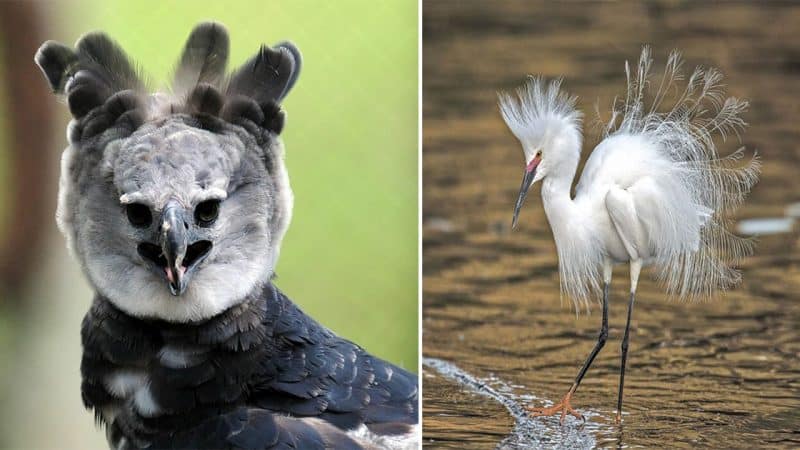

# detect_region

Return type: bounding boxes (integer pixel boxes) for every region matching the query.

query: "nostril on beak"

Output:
[138,243,167,267]
[183,240,212,268]
[183,221,189,230]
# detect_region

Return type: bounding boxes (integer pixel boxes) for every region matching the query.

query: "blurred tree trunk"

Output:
[0,2,53,298]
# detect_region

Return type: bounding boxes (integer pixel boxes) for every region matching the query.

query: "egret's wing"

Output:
[605,185,644,260]
[595,48,758,300]
[633,177,709,254]
[606,177,709,262]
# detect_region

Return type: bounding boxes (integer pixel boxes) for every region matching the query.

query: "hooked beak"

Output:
[511,155,541,229]
[137,200,213,296]
[161,201,188,295]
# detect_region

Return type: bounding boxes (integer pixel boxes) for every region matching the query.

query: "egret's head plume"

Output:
[499,77,583,228]
[499,76,583,166]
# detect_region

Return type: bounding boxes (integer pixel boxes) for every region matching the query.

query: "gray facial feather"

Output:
[41,22,300,321]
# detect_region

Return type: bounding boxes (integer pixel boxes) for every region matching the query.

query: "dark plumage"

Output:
[83,284,417,449]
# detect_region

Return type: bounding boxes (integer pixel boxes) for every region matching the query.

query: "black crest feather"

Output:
[78,90,144,140]
[34,41,79,93]
[173,22,230,97]
[227,43,300,105]
[274,41,302,97]
[34,32,143,119]
[35,23,301,135]
[221,95,265,125]
[186,83,225,116]
[74,32,143,94]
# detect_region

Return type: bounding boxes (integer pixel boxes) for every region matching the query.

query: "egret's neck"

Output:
[540,162,580,239]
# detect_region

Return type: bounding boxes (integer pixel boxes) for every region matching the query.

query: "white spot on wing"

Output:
[105,371,146,398]
[105,371,162,418]
[133,383,161,417]
[158,345,203,369]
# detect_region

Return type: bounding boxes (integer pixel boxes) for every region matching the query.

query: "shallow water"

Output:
[422,1,800,448]
[424,358,612,449]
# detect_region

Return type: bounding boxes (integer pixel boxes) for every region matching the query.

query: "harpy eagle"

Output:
[35,22,418,449]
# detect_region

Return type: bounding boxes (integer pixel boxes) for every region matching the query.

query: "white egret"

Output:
[499,47,760,424]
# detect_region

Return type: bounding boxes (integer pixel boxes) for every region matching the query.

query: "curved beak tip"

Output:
[165,266,186,296]
[168,283,185,296]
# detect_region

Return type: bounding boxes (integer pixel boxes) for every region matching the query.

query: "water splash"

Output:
[423,358,610,449]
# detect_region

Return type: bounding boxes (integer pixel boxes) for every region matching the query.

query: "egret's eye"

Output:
[195,200,220,226]
[126,203,152,228]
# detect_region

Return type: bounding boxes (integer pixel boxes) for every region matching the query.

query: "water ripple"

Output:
[424,358,614,449]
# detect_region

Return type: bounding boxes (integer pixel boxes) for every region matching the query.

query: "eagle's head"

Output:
[35,22,299,321]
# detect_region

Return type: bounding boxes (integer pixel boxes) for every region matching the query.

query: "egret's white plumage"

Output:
[500,47,760,310]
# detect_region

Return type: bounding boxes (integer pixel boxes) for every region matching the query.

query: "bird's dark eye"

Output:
[195,200,220,226]
[126,203,152,228]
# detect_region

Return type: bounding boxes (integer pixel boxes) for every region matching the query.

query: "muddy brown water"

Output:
[422,1,800,448]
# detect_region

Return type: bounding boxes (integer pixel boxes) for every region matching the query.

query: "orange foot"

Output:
[526,391,584,425]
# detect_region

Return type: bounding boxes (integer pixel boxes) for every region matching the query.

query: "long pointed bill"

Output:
[511,156,540,229]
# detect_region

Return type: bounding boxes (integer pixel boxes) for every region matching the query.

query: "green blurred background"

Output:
[0,1,417,448]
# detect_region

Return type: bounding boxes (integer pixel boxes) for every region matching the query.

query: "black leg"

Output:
[528,282,610,424]
[568,282,609,394]
[616,291,635,423]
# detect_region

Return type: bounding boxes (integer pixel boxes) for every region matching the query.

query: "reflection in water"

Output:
[423,1,800,448]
